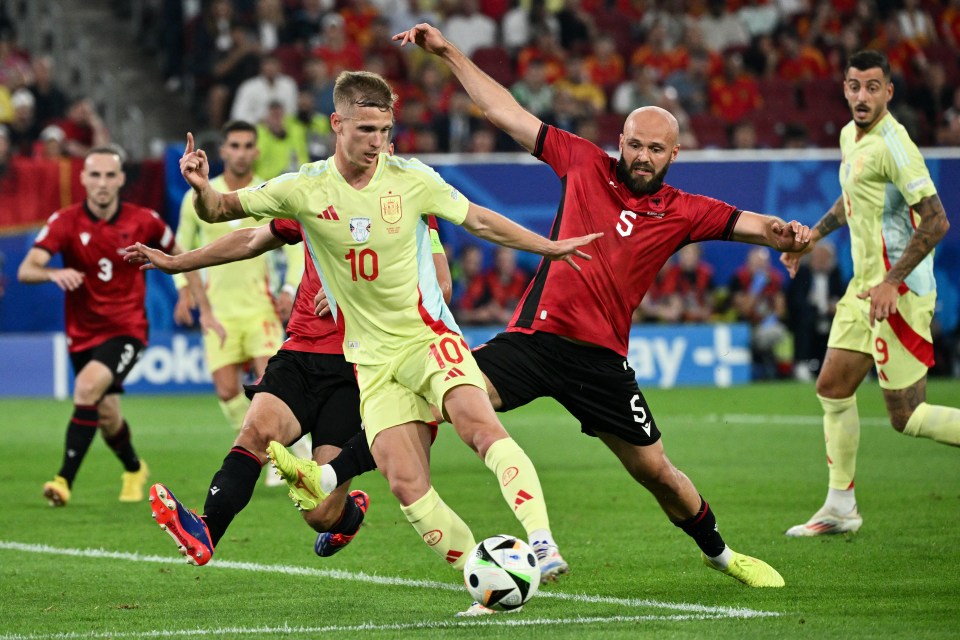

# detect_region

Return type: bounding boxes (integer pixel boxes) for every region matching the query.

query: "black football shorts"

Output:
[70,336,145,396]
[244,349,361,447]
[472,331,661,446]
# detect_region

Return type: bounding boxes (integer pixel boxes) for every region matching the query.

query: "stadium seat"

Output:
[471,46,516,88]
[274,44,306,85]
[798,77,846,112]
[757,77,799,112]
[689,113,730,149]
[744,111,782,148]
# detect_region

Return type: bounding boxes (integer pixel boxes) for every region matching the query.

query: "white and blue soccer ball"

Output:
[463,535,541,610]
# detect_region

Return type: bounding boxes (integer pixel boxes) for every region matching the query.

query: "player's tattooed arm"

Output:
[812,196,847,242]
[884,194,950,287]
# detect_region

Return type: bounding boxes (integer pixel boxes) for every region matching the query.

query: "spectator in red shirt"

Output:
[584,35,625,91]
[777,29,830,82]
[658,243,717,322]
[53,96,111,158]
[456,246,531,325]
[709,52,763,123]
[312,13,364,77]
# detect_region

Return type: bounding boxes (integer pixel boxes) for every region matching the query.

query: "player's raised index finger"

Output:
[184,132,194,155]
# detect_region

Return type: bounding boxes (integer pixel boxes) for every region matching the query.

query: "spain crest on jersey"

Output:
[350,217,371,243]
[380,194,402,224]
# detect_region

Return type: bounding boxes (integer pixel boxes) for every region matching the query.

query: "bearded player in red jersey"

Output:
[17,145,210,507]
[387,24,812,589]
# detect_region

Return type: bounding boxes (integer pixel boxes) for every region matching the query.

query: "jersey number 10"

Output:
[345,248,379,281]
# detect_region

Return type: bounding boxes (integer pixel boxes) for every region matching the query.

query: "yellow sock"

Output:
[484,437,551,534]
[903,402,960,446]
[818,394,860,490]
[400,486,476,570]
[218,394,250,432]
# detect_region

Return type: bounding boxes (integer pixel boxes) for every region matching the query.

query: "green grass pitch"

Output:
[1,380,958,639]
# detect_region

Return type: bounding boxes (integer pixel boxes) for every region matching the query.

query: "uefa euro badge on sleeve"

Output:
[380,194,402,224]
[349,217,371,243]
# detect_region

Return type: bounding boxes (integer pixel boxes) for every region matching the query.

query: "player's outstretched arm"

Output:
[124,225,284,274]
[857,193,950,326]
[461,203,602,272]
[17,247,85,291]
[171,245,228,347]
[778,196,845,277]
[180,132,247,223]
[393,23,541,153]
[732,211,811,253]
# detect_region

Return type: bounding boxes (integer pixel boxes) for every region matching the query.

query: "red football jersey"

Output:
[270,218,344,354]
[33,201,175,352]
[509,125,742,356]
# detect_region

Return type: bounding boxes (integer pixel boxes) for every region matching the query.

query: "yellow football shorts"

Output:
[203,310,284,373]
[356,332,487,446]
[827,285,936,390]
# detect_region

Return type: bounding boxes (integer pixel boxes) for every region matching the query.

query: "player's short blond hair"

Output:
[333,71,397,115]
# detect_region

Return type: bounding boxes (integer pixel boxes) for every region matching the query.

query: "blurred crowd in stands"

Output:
[0,19,113,173]
[135,0,960,159]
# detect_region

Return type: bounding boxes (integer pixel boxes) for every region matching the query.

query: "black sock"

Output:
[674,496,726,558]
[202,447,262,547]
[58,404,100,486]
[102,420,141,472]
[328,493,364,535]
[329,431,377,487]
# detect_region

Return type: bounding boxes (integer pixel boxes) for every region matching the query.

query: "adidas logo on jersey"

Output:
[317,205,339,220]
[443,367,466,381]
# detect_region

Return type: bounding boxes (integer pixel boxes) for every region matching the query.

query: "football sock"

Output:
[528,528,557,551]
[327,493,364,535]
[675,497,726,559]
[818,394,860,491]
[202,446,262,546]
[102,420,141,472]
[483,437,551,534]
[825,487,857,514]
[218,394,250,432]
[400,486,475,570]
[903,402,960,446]
[326,430,377,492]
[58,404,100,486]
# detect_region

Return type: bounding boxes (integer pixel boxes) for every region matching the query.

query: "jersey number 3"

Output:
[345,248,379,281]
[97,257,113,282]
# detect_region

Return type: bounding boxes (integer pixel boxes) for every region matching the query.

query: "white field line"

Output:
[671,413,890,427]
[0,541,782,634]
[0,614,767,640]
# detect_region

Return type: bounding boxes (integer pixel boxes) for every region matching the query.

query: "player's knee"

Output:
[73,380,105,405]
[235,425,272,457]
[387,475,428,506]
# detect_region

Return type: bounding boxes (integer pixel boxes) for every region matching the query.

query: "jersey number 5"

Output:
[345,248,379,281]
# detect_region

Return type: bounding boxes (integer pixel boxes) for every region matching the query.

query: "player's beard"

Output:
[616,156,671,195]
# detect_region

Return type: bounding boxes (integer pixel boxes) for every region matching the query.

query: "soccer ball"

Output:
[463,535,541,610]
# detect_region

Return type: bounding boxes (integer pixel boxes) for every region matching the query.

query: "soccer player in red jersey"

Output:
[128,218,387,565]
[17,145,207,507]
[388,23,813,588]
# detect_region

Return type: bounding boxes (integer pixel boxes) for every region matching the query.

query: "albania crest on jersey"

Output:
[350,217,371,242]
[380,194,402,224]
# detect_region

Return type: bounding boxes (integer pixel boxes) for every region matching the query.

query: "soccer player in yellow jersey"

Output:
[178,70,600,576]
[174,120,304,433]
[781,50,959,537]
